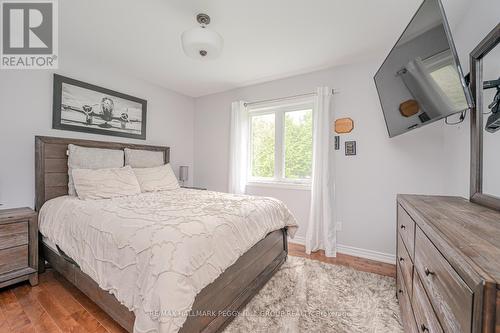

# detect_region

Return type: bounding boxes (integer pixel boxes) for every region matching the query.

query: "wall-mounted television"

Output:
[374,0,473,138]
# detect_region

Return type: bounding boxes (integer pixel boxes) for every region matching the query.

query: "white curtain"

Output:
[305,87,336,257]
[228,101,248,194]
[401,57,456,119]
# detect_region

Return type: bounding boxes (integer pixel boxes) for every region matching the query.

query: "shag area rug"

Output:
[224,256,403,333]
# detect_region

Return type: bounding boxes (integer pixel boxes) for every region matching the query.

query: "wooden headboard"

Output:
[35,136,170,211]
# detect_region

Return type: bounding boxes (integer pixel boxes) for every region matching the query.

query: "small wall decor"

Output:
[52,74,147,140]
[419,112,431,123]
[345,141,356,156]
[399,99,419,117]
[334,118,354,134]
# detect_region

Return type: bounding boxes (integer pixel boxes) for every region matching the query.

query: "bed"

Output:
[35,136,296,333]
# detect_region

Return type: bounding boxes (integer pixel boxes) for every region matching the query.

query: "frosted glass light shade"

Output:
[181,27,223,60]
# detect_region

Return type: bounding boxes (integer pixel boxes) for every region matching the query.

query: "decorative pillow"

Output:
[72,166,141,200]
[133,164,180,192]
[68,144,124,196]
[124,148,164,168]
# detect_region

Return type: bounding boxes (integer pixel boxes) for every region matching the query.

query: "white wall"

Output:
[442,0,500,198]
[194,60,447,259]
[0,53,195,209]
[1,0,495,261]
[193,0,499,260]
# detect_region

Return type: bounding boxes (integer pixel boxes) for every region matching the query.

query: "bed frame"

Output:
[35,136,288,333]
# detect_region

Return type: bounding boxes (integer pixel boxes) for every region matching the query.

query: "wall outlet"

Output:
[336,221,343,231]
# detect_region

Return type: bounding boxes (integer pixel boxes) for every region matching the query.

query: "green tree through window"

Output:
[249,106,313,182]
[251,114,275,178]
[285,110,312,179]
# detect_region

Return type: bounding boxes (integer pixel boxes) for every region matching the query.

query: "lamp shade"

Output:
[179,166,189,182]
[181,27,223,60]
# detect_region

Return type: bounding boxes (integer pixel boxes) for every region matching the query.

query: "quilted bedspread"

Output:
[39,189,297,333]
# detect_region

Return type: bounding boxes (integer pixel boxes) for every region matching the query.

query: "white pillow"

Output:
[72,166,141,200]
[133,164,180,192]
[68,144,124,196]
[124,148,164,168]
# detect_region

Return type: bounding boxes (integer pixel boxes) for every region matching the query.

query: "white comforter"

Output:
[39,189,297,333]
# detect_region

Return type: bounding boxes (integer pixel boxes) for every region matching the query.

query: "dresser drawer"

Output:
[0,222,28,250]
[414,227,472,333]
[412,272,444,333]
[0,245,28,274]
[397,233,414,298]
[397,205,415,259]
[397,265,418,333]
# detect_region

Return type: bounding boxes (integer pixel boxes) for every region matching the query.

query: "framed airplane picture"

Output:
[52,74,147,140]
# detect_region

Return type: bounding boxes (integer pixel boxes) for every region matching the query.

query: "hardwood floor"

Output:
[0,246,395,332]
[0,271,126,333]
[288,242,396,278]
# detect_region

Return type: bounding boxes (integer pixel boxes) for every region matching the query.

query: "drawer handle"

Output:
[424,267,435,276]
[420,324,429,332]
[400,224,406,230]
[399,257,405,262]
[398,289,403,294]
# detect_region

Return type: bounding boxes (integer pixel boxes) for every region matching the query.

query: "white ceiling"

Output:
[59,0,470,97]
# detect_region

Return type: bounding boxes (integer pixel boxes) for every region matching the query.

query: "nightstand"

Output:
[181,186,207,190]
[0,208,38,287]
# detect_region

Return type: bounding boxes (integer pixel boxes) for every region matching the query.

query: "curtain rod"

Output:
[244,89,339,107]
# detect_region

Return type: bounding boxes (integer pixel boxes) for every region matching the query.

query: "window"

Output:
[248,99,313,188]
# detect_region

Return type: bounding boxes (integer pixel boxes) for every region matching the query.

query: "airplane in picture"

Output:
[61,97,141,131]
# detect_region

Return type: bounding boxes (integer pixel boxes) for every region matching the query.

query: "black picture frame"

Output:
[52,74,147,140]
[345,141,356,156]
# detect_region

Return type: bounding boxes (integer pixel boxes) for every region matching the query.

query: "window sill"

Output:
[246,181,311,191]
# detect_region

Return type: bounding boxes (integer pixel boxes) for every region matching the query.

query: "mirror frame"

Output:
[470,24,500,210]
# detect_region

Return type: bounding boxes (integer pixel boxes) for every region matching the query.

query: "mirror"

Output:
[482,44,500,198]
[470,24,500,210]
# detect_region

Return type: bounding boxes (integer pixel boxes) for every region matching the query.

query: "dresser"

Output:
[396,195,500,333]
[0,208,38,288]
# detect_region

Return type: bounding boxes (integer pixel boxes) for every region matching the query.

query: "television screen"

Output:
[374,0,473,137]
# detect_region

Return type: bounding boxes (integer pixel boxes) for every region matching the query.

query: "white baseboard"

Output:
[289,235,306,245]
[289,236,396,265]
[336,244,396,264]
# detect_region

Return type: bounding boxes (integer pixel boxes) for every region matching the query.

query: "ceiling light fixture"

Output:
[181,13,223,60]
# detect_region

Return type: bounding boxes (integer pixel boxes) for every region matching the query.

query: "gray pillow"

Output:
[67,144,124,196]
[124,148,164,168]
